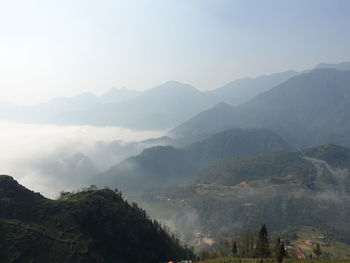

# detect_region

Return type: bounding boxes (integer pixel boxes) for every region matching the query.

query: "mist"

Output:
[0,120,164,198]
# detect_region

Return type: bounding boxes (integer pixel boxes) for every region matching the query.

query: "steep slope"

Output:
[170,102,239,144]
[96,128,291,192]
[171,68,350,147]
[0,175,193,263]
[187,128,291,162]
[208,70,298,106]
[239,68,350,144]
[96,146,196,191]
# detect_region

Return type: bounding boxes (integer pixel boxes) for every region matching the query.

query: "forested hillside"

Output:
[0,175,193,263]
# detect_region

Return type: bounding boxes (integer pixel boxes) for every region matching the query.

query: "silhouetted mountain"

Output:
[0,69,301,129]
[0,175,193,263]
[96,128,290,192]
[51,81,214,129]
[171,68,350,147]
[208,70,298,106]
[0,88,141,123]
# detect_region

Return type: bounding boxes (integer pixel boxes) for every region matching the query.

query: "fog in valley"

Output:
[1,1,350,261]
[0,120,164,198]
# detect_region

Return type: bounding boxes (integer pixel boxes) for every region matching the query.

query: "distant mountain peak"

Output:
[139,81,203,101]
[154,80,198,91]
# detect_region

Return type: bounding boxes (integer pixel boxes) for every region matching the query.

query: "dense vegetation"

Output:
[140,145,350,257]
[0,175,193,263]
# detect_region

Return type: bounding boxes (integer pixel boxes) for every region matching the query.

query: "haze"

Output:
[1,0,350,104]
[0,121,163,197]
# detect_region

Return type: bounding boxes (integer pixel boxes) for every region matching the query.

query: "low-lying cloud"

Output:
[0,121,164,198]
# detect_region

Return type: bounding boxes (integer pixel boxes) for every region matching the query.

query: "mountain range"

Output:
[0,87,141,123]
[2,60,350,258]
[171,68,350,147]
[1,61,349,132]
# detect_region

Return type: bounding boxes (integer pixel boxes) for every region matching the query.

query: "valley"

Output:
[2,1,350,261]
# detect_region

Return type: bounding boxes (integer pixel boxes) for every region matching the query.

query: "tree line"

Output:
[199,224,287,262]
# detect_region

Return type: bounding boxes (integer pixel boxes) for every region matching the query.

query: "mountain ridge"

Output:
[171,68,350,147]
[95,128,291,192]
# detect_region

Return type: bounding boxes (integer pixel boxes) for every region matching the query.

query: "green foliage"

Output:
[0,175,193,263]
[232,241,238,256]
[255,224,271,258]
[274,237,287,263]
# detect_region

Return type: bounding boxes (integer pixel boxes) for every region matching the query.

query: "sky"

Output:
[0,0,350,104]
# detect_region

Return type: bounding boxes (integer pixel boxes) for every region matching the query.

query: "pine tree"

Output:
[255,224,271,258]
[232,240,238,257]
[313,243,322,258]
[274,237,287,263]
[274,237,282,258]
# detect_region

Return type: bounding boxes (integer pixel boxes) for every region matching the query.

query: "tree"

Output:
[274,237,287,263]
[232,240,238,257]
[255,224,271,258]
[313,243,322,258]
[274,237,281,258]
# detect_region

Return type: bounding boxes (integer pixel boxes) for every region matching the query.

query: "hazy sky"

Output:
[1,0,350,104]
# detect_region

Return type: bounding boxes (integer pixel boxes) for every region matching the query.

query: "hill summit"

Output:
[0,175,193,263]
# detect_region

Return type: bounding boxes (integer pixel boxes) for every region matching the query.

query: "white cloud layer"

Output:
[0,121,163,198]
